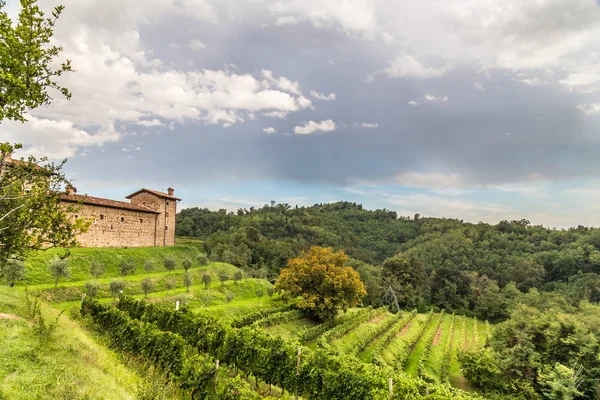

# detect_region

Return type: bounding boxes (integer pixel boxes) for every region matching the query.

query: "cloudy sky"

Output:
[3,0,600,227]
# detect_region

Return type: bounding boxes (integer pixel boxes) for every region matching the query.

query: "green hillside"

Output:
[0,286,140,399]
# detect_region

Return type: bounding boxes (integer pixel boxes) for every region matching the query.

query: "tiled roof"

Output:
[61,194,161,214]
[125,188,181,201]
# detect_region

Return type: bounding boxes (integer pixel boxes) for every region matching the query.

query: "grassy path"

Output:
[377,313,428,367]
[448,316,469,390]
[405,313,441,376]
[331,312,396,354]
[421,313,453,382]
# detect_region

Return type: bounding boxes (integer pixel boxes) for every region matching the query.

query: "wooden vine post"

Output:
[213,359,219,390]
[175,300,180,311]
[389,377,393,398]
[81,293,86,308]
[295,347,301,400]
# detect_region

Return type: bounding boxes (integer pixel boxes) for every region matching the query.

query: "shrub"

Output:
[163,257,176,274]
[141,277,154,298]
[89,260,105,282]
[109,279,126,301]
[218,270,228,287]
[119,258,136,276]
[233,270,243,284]
[48,257,70,288]
[201,273,212,289]
[182,258,192,273]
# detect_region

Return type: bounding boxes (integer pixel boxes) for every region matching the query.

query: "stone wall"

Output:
[71,203,159,248]
[129,192,177,246]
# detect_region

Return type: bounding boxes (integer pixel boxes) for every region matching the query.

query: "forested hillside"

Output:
[178,202,600,399]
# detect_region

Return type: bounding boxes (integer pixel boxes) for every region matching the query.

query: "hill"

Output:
[0,286,140,399]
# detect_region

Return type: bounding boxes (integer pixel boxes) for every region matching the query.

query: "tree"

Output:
[163,257,176,275]
[226,291,235,303]
[0,0,73,122]
[381,257,429,310]
[143,260,155,275]
[197,253,209,267]
[85,281,99,298]
[256,288,264,298]
[1,258,24,286]
[218,270,228,287]
[183,272,193,292]
[233,270,242,284]
[119,258,136,276]
[165,278,175,295]
[201,272,212,289]
[274,246,366,320]
[201,295,212,307]
[48,257,70,288]
[182,258,192,273]
[89,261,105,283]
[109,279,126,301]
[140,277,153,298]
[0,143,90,268]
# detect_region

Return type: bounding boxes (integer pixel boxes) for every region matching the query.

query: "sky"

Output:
[2,0,600,228]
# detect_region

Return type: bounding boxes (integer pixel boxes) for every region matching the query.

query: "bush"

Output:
[109,279,126,301]
[182,258,192,273]
[119,258,136,276]
[226,292,235,303]
[201,273,212,289]
[48,257,70,288]
[85,281,99,298]
[163,257,177,274]
[140,277,154,298]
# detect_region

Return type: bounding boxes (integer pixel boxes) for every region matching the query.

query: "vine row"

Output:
[371,310,417,366]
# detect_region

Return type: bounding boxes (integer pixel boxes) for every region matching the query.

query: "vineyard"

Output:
[14,245,488,399]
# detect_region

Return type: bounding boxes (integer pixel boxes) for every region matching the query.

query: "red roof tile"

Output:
[125,188,181,201]
[61,194,160,214]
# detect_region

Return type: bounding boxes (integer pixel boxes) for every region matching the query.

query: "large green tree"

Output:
[0,0,72,121]
[274,246,366,320]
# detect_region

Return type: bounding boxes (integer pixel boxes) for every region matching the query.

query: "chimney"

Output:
[167,187,174,196]
[66,184,77,195]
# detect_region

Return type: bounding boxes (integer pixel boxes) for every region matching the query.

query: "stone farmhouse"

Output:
[60,187,180,248]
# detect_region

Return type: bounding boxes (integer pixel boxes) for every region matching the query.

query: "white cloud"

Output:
[263,127,277,134]
[473,82,485,91]
[424,93,449,103]
[408,100,418,106]
[269,0,380,37]
[5,0,314,160]
[134,119,164,127]
[263,111,289,119]
[309,90,336,101]
[381,54,450,79]
[294,120,336,135]
[361,122,378,128]
[395,172,464,188]
[274,15,300,26]
[1,116,119,159]
[519,77,543,86]
[262,69,302,95]
[189,39,206,51]
[576,102,600,115]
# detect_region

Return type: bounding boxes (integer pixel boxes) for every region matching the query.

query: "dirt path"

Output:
[369,315,385,324]
[398,321,412,336]
[464,328,469,349]
[432,324,443,346]
[0,313,23,321]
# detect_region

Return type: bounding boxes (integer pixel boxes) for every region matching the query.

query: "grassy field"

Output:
[0,286,140,399]
[23,245,203,284]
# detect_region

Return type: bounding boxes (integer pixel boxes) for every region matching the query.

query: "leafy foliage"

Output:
[275,247,366,320]
[0,0,72,122]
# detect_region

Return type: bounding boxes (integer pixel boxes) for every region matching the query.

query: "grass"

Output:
[421,313,453,382]
[0,286,140,399]
[263,319,317,340]
[28,261,241,303]
[23,245,203,285]
[449,316,469,390]
[404,313,441,377]
[378,313,429,367]
[331,312,396,355]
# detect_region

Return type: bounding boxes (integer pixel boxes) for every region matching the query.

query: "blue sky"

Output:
[2,0,600,227]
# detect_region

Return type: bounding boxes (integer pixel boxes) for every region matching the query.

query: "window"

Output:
[143,202,145,205]
[100,214,104,220]
[165,225,168,230]
[74,215,78,219]
[121,217,124,223]
[140,219,143,223]
[166,201,169,205]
